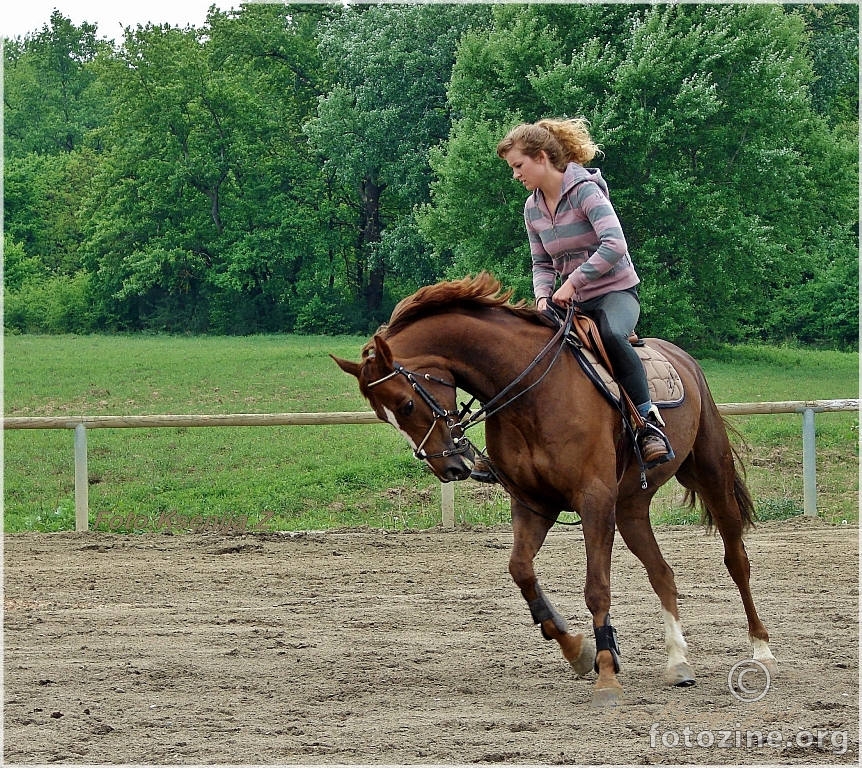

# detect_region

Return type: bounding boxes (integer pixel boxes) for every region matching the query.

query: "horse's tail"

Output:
[683,418,756,532]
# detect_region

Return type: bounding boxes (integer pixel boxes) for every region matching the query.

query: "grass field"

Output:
[3,334,858,533]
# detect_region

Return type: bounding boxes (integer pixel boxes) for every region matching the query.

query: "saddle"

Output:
[539,305,685,411]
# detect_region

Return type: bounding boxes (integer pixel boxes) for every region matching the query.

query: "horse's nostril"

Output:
[444,464,472,482]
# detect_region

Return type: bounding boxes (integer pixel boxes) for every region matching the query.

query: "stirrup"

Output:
[637,419,674,469]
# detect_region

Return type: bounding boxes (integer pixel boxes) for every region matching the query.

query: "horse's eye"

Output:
[399,399,415,417]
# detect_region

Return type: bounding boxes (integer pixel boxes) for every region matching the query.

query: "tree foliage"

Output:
[3,10,111,156]
[422,4,858,346]
[305,4,489,324]
[3,4,857,348]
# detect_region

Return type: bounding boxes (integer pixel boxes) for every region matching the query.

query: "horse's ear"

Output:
[371,334,394,369]
[331,336,393,382]
[330,354,361,379]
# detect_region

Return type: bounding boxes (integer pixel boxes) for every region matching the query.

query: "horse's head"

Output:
[332,334,473,482]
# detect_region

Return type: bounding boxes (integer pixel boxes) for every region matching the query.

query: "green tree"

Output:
[3,13,114,331]
[306,4,489,326]
[576,5,830,343]
[419,6,567,298]
[79,4,328,332]
[795,4,859,128]
[3,3,855,346]
[4,149,98,275]
[422,4,858,347]
[3,10,111,158]
[2,235,42,292]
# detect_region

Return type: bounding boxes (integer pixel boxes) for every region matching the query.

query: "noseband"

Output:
[366,363,472,461]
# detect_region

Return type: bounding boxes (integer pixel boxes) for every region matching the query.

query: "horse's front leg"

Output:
[579,489,624,708]
[509,502,595,678]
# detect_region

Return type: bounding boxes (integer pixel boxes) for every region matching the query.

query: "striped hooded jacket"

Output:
[525,162,640,303]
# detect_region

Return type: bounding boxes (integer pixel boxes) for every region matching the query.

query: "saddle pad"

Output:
[581,342,685,408]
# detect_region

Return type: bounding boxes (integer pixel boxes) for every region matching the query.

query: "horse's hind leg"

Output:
[616,498,696,687]
[508,503,595,678]
[676,434,777,675]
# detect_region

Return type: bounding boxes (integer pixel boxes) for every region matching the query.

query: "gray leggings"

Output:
[575,288,651,409]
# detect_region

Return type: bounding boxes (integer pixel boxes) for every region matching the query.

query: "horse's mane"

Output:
[379,272,542,340]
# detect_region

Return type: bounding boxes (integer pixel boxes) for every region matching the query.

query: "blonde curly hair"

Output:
[496,117,603,169]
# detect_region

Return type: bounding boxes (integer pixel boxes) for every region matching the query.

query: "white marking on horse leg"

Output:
[751,636,776,663]
[750,636,778,676]
[381,406,418,451]
[662,608,690,668]
[662,609,696,686]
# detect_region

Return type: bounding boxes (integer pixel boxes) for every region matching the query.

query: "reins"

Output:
[459,305,588,527]
[457,304,575,430]
[366,304,576,448]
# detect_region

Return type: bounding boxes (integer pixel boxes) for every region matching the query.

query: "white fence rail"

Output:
[4,399,858,532]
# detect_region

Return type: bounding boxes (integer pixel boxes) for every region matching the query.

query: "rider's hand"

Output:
[552,280,576,306]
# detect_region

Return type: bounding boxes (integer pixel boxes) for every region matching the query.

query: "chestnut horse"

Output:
[333,273,776,707]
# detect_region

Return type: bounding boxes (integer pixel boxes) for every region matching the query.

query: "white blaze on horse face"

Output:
[662,609,690,667]
[381,406,419,452]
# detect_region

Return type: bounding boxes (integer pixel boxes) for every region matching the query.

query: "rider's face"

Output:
[503,147,550,191]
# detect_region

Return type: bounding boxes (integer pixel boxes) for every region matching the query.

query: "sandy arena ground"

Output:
[3,516,858,765]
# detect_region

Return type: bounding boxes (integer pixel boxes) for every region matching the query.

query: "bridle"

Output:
[365,305,575,462]
[366,363,471,461]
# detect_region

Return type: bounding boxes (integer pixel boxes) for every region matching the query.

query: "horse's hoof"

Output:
[664,661,696,687]
[591,684,623,708]
[759,657,778,678]
[566,634,596,678]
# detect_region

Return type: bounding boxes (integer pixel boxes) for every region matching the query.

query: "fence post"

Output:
[801,408,818,518]
[74,424,89,532]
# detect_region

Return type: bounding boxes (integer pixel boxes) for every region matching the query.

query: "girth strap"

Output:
[542,303,657,487]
